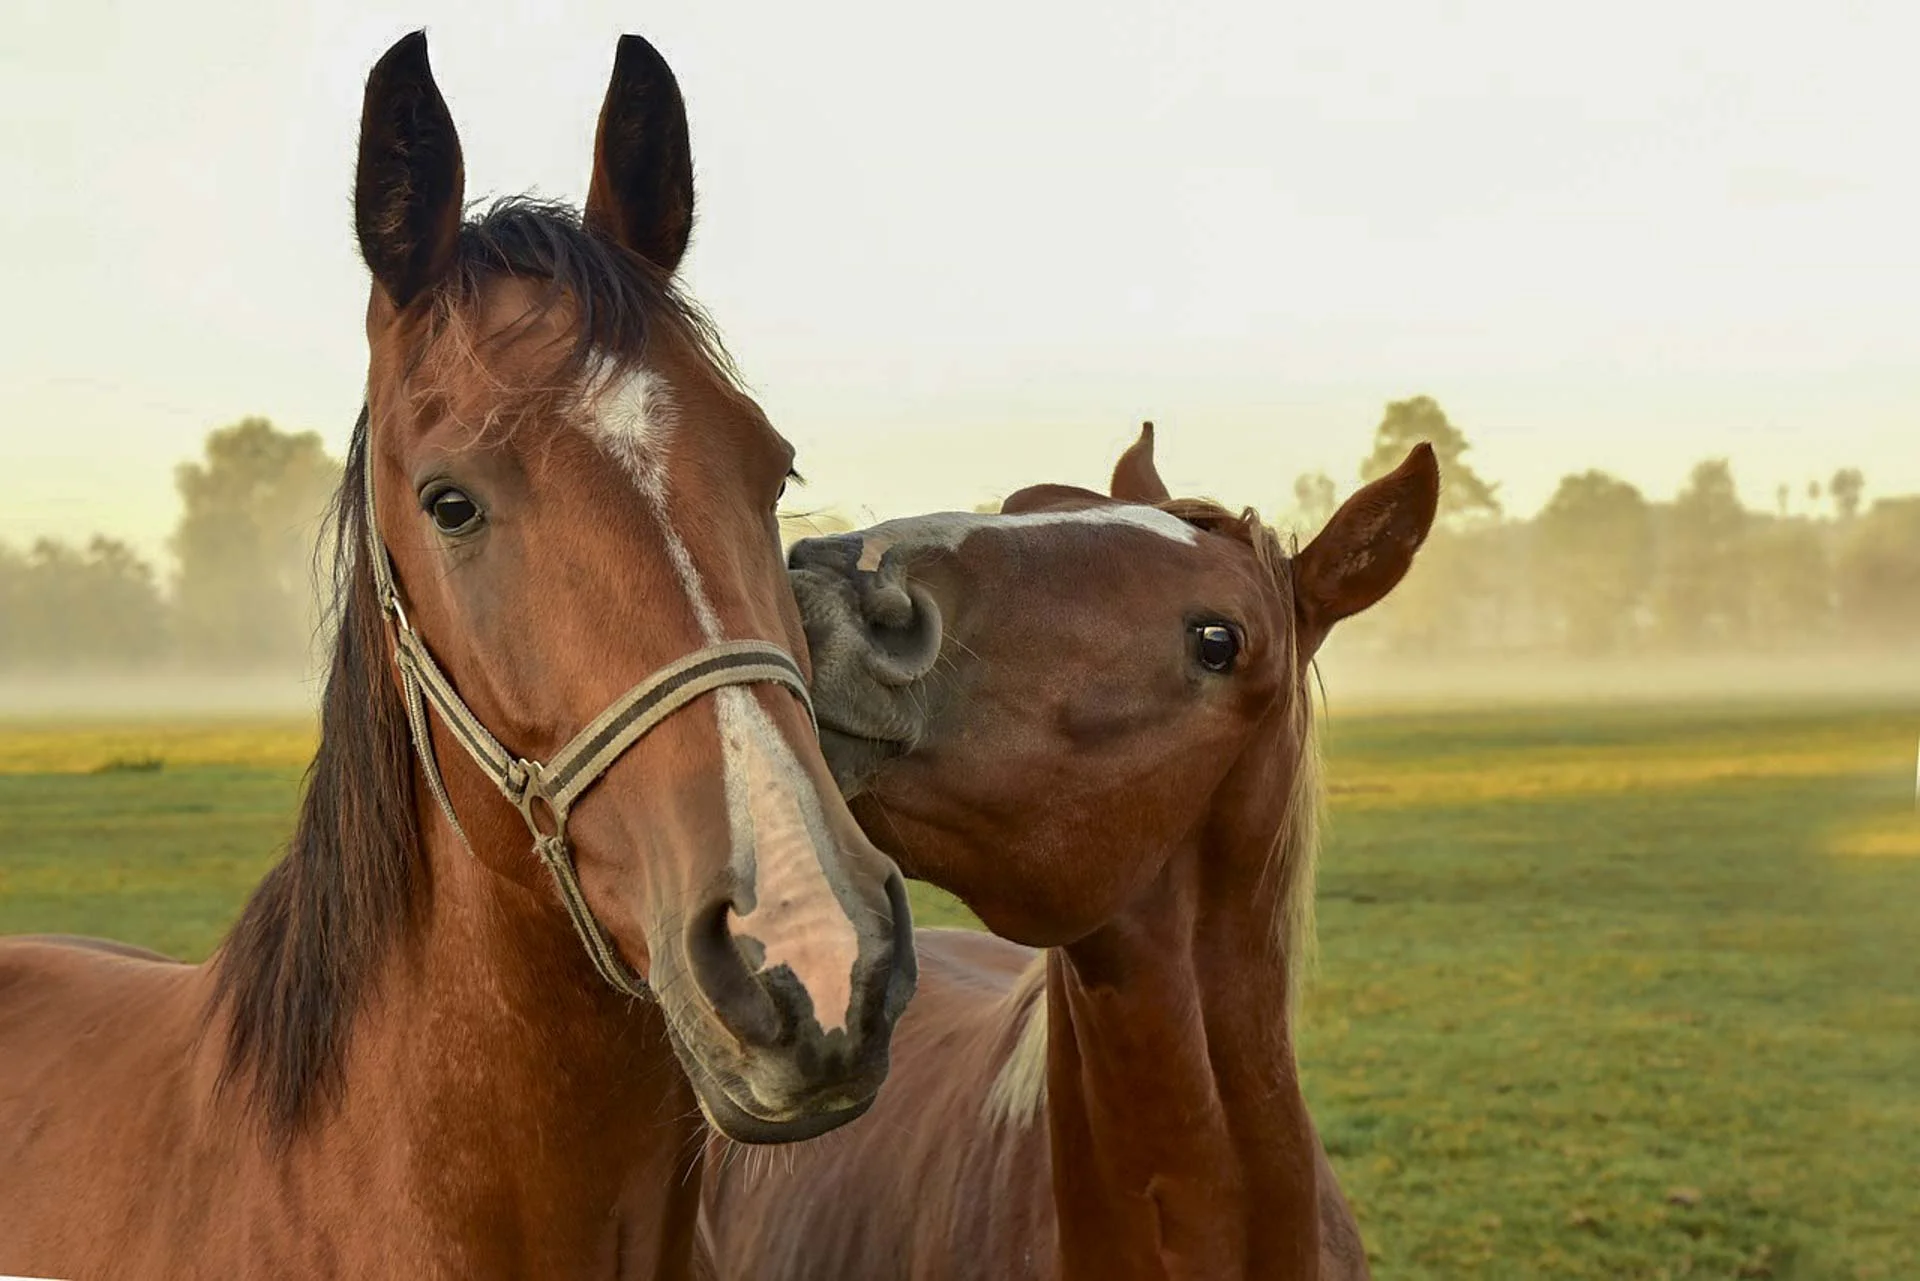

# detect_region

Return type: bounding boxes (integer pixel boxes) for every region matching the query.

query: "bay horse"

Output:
[700,427,1439,1279]
[0,32,913,1278]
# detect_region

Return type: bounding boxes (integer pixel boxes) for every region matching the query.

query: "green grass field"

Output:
[2,702,1916,1278]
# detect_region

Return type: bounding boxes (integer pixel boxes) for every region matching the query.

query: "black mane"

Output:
[210,411,417,1139]
[439,196,738,388]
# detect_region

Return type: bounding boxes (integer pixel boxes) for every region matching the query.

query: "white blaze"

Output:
[715,687,860,1034]
[853,503,1198,571]
[586,367,862,1033]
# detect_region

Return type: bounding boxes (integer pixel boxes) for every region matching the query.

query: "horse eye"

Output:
[775,466,802,510]
[1193,623,1240,673]
[425,487,482,535]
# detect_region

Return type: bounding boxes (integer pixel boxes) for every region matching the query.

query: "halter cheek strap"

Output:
[364,465,814,1001]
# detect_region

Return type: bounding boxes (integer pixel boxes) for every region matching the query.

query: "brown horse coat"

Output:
[700,430,1439,1279]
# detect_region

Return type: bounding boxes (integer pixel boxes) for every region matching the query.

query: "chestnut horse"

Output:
[0,32,913,1278]
[700,428,1439,1280]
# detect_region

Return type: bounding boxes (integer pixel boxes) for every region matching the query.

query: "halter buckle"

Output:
[505,757,565,843]
[376,586,412,637]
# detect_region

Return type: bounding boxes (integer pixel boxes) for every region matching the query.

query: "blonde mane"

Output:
[982,500,1327,1131]
[981,957,1050,1131]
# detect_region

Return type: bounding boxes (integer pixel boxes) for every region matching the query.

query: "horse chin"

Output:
[694,1075,878,1145]
[665,1020,880,1144]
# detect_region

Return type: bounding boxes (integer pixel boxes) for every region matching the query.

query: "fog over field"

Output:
[5,652,1917,722]
[1317,652,1920,710]
[0,673,322,719]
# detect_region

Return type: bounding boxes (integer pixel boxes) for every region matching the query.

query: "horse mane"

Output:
[210,197,722,1140]
[416,197,744,422]
[985,499,1326,1131]
[981,956,1051,1130]
[209,413,418,1140]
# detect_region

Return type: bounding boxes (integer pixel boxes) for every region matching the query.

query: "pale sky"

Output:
[4,0,1917,567]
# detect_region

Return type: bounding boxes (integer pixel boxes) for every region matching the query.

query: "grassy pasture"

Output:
[1,702,1915,1278]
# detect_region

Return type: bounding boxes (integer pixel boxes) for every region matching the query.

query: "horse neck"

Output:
[345,766,704,1272]
[1044,805,1319,1281]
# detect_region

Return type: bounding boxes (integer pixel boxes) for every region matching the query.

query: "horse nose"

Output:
[682,870,915,1064]
[788,535,943,688]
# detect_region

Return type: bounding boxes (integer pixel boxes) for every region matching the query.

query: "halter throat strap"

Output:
[361,454,814,1001]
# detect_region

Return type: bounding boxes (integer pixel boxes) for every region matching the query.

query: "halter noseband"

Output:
[363,459,813,1001]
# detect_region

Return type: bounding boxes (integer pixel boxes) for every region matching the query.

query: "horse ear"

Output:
[1295,444,1439,642]
[585,35,695,275]
[354,31,465,310]
[1110,422,1171,504]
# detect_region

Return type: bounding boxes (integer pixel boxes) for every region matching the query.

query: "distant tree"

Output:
[1806,479,1823,508]
[1836,497,1920,645]
[1775,484,1790,518]
[0,537,167,668]
[1829,468,1865,521]
[0,543,26,668]
[171,418,340,669]
[72,537,169,663]
[1360,397,1501,524]
[1748,518,1833,650]
[1534,471,1652,654]
[1652,459,1751,648]
[1343,399,1502,655]
[1288,472,1337,535]
[1341,520,1517,656]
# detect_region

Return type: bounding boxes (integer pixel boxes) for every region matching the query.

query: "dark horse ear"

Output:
[1295,444,1439,645]
[1110,422,1172,504]
[354,31,465,310]
[585,35,695,275]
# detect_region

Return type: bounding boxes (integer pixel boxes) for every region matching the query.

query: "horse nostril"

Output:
[789,533,944,689]
[862,580,916,630]
[685,896,781,1047]
[860,580,944,687]
[880,869,918,1024]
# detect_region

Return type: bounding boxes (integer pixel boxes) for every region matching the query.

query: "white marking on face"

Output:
[586,365,862,1034]
[586,367,724,640]
[852,504,1198,571]
[715,687,860,1034]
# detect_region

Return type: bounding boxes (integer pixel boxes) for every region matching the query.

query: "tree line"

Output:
[1304,397,1917,658]
[4,401,1914,672]
[1,419,338,673]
